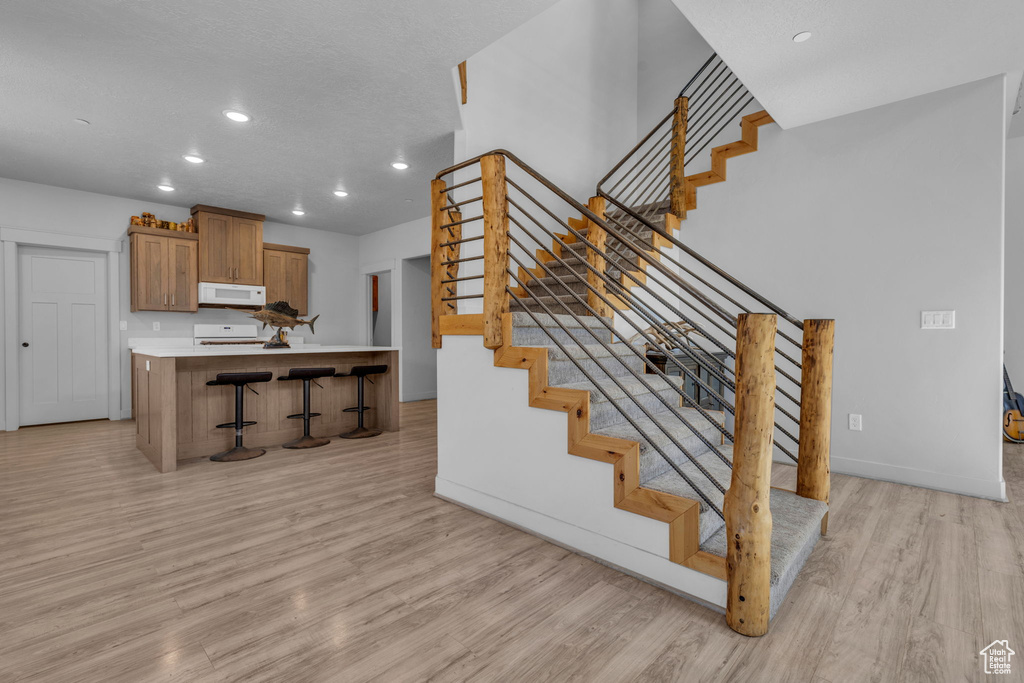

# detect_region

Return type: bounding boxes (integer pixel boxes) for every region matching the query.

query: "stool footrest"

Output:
[343,406,372,414]
[286,412,322,420]
[216,420,258,429]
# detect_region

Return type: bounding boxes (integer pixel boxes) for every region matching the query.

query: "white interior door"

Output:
[18,246,108,426]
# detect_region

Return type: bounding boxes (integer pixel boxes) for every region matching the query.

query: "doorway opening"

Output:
[400,256,436,401]
[368,271,392,346]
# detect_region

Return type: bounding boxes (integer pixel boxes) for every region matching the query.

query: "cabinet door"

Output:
[198,212,234,283]
[132,234,168,311]
[263,249,286,305]
[285,251,309,315]
[168,239,198,312]
[232,218,263,285]
[263,249,308,315]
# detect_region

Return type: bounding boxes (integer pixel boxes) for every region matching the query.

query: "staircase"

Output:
[431,53,834,636]
[506,311,827,617]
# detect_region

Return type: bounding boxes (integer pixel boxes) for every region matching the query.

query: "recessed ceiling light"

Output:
[333,190,349,197]
[792,31,812,43]
[183,154,205,164]
[391,161,409,170]
[158,184,175,192]
[223,110,251,123]
[292,209,305,216]
[74,118,90,125]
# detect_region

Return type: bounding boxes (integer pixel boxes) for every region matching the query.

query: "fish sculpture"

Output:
[238,301,319,334]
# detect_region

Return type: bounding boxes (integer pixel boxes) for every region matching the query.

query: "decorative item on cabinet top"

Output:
[129,212,195,232]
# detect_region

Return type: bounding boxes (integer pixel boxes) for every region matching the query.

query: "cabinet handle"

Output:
[171,294,175,307]
[164,293,168,307]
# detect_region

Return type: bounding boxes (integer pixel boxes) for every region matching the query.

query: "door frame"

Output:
[360,259,396,348]
[0,228,122,431]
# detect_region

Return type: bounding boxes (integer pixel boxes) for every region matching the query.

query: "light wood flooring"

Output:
[1,401,1022,682]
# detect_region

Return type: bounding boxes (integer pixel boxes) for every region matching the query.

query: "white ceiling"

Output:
[671,0,1024,130]
[0,0,557,234]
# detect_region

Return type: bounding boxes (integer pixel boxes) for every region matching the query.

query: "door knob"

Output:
[22,342,28,347]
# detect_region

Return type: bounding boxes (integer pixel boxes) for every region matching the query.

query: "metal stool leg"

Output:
[283,378,331,449]
[211,384,267,462]
[340,375,382,439]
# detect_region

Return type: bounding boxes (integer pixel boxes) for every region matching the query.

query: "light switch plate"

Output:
[921,310,955,329]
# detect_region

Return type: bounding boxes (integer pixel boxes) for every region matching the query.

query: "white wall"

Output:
[401,257,437,401]
[436,335,727,607]
[358,216,434,402]
[637,0,714,132]
[678,75,1007,499]
[0,177,361,425]
[1005,136,1024,385]
[459,0,639,200]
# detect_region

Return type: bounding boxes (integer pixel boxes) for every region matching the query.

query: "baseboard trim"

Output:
[119,409,132,420]
[434,476,726,611]
[831,456,1007,501]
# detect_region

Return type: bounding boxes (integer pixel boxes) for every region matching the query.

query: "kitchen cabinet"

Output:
[129,226,198,312]
[192,205,264,285]
[263,243,310,315]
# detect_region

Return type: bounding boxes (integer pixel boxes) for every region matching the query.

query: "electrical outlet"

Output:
[849,414,863,431]
[152,322,160,331]
[921,310,955,329]
[119,320,127,331]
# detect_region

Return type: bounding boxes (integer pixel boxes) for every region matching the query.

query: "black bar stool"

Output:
[206,371,273,462]
[278,367,336,449]
[335,365,388,439]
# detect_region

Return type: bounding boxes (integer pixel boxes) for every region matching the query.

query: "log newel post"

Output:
[725,313,777,637]
[797,319,835,534]
[669,95,689,219]
[585,196,613,319]
[481,154,509,349]
[430,178,447,349]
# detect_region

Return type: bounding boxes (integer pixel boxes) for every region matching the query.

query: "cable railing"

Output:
[595,52,804,457]
[430,145,834,637]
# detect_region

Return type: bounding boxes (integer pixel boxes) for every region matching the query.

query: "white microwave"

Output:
[198,282,266,307]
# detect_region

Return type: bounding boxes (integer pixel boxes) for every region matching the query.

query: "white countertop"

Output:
[132,345,398,358]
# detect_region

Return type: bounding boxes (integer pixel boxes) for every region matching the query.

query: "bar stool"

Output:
[206,371,273,462]
[335,365,388,439]
[277,367,336,449]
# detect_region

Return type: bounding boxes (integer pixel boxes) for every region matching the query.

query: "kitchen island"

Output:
[131,346,398,472]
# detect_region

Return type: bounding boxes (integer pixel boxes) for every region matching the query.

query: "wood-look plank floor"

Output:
[1,402,1021,682]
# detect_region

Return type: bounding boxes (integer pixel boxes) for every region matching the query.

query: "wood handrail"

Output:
[725,312,776,637]
[481,154,509,349]
[797,319,834,533]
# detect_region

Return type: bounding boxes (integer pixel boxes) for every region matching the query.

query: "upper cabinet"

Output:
[129,226,199,312]
[192,205,264,285]
[263,243,310,315]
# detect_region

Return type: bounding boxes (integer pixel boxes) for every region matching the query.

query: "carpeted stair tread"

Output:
[511,296,590,317]
[555,374,687,430]
[641,450,734,544]
[596,404,729,479]
[510,311,610,330]
[701,488,828,619]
